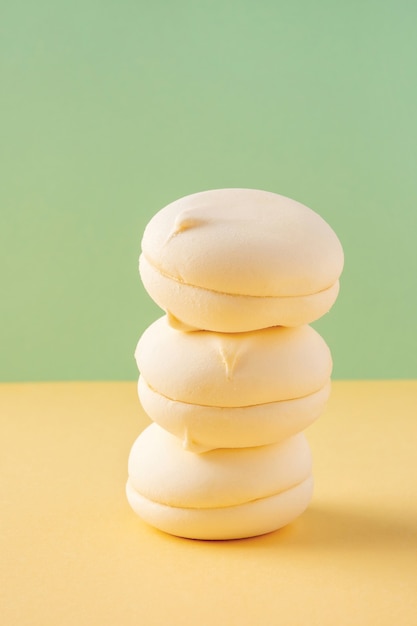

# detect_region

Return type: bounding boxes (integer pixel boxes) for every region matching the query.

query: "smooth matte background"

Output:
[1,0,416,382]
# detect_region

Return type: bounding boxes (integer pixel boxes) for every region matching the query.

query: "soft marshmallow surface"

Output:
[138,377,331,452]
[140,188,344,330]
[126,476,314,540]
[135,316,332,407]
[126,424,313,539]
[128,424,312,508]
[140,255,341,332]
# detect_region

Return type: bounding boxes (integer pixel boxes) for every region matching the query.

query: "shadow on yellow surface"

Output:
[255,504,416,551]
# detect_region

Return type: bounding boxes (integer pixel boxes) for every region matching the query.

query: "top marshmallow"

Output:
[140,188,344,332]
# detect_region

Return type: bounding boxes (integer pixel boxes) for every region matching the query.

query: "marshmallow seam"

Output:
[141,253,339,300]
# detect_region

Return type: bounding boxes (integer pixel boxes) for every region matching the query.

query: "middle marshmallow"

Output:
[135,316,332,451]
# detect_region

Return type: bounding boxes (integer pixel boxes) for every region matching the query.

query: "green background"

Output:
[1,0,416,382]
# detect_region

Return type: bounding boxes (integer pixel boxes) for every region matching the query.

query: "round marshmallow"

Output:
[126,423,313,539]
[140,188,344,331]
[126,476,313,540]
[135,316,332,408]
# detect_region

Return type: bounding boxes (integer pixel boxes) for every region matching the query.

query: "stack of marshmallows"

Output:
[126,189,344,540]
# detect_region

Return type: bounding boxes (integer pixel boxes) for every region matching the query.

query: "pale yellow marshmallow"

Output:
[135,316,332,408]
[139,255,340,332]
[138,376,331,452]
[140,188,344,331]
[126,476,313,541]
[126,424,313,539]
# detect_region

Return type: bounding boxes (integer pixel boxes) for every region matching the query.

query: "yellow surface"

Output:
[1,381,416,626]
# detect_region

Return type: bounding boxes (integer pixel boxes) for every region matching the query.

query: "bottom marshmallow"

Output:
[126,424,313,539]
[126,476,313,540]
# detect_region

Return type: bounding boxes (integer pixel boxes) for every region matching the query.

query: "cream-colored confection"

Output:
[140,188,344,331]
[138,376,331,452]
[126,423,313,539]
[126,476,313,541]
[135,316,332,408]
[139,256,340,333]
[128,188,343,539]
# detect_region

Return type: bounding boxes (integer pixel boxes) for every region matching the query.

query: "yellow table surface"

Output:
[1,381,416,626]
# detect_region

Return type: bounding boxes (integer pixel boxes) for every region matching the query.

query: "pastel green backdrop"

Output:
[1,0,416,382]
